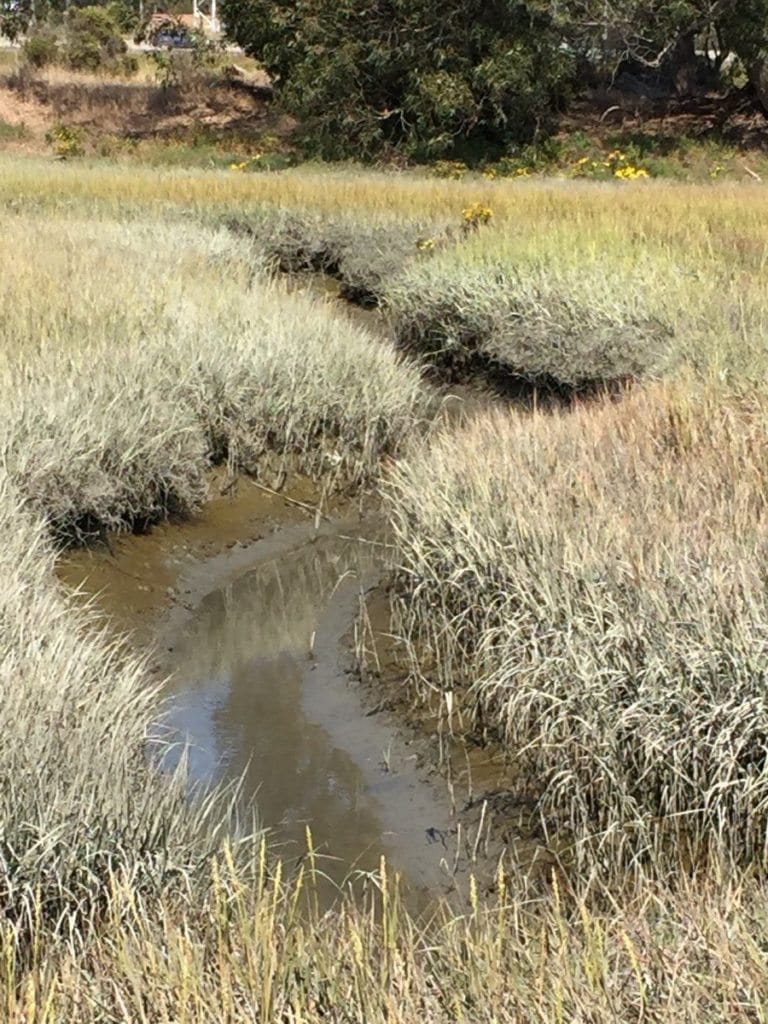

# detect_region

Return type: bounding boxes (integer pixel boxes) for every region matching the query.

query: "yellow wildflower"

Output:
[462,202,494,228]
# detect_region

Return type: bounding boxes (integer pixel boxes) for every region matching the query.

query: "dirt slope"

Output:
[0,64,291,153]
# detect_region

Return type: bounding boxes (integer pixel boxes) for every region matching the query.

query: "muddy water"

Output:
[160,524,462,904]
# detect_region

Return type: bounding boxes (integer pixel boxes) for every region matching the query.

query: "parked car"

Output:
[152,27,195,49]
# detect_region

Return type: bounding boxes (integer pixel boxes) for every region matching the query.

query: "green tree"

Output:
[2,0,140,42]
[555,0,768,99]
[1,0,33,42]
[221,0,574,159]
[63,5,128,71]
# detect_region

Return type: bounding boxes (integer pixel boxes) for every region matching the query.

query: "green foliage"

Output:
[558,0,768,95]
[63,5,128,73]
[148,48,179,88]
[21,27,59,68]
[219,0,768,159]
[46,122,84,157]
[1,0,31,43]
[221,0,573,160]
[103,0,139,33]
[148,31,223,89]
[16,6,137,76]
[0,118,28,141]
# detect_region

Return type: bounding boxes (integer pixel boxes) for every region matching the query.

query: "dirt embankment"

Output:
[2,49,766,165]
[559,88,768,151]
[0,60,291,154]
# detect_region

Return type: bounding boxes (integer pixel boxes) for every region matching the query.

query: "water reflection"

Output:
[163,535,407,880]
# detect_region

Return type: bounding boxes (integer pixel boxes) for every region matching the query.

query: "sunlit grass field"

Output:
[6,155,765,378]
[4,151,768,225]
[3,154,768,1020]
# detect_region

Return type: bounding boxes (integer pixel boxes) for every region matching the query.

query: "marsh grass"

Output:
[4,157,767,384]
[229,207,455,307]
[387,381,768,875]
[0,472,258,971]
[3,154,768,228]
[4,154,768,1019]
[0,212,429,543]
[386,245,677,387]
[385,199,768,388]
[6,851,768,1022]
[0,200,429,976]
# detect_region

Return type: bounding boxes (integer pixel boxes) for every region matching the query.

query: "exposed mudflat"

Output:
[157,524,475,908]
[57,469,343,644]
[57,469,518,909]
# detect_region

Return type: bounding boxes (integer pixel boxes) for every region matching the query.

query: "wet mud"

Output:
[358,588,556,886]
[159,526,483,907]
[57,471,510,909]
[57,470,346,644]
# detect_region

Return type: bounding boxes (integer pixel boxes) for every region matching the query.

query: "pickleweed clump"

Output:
[228,206,455,307]
[386,227,676,387]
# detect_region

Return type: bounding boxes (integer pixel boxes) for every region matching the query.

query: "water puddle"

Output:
[160,527,460,905]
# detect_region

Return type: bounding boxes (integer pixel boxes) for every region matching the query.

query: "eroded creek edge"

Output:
[57,468,545,910]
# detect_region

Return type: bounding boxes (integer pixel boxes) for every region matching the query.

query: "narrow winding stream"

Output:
[159,524,459,904]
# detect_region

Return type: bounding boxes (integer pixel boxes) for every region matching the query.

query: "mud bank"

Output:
[358,587,556,883]
[57,470,515,908]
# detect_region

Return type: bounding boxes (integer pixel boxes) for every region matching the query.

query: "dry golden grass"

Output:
[3,153,768,230]
[5,852,768,1022]
[5,157,766,388]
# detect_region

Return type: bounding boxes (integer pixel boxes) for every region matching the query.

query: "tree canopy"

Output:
[4,0,767,155]
[1,0,140,41]
[220,0,768,158]
[221,0,573,159]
